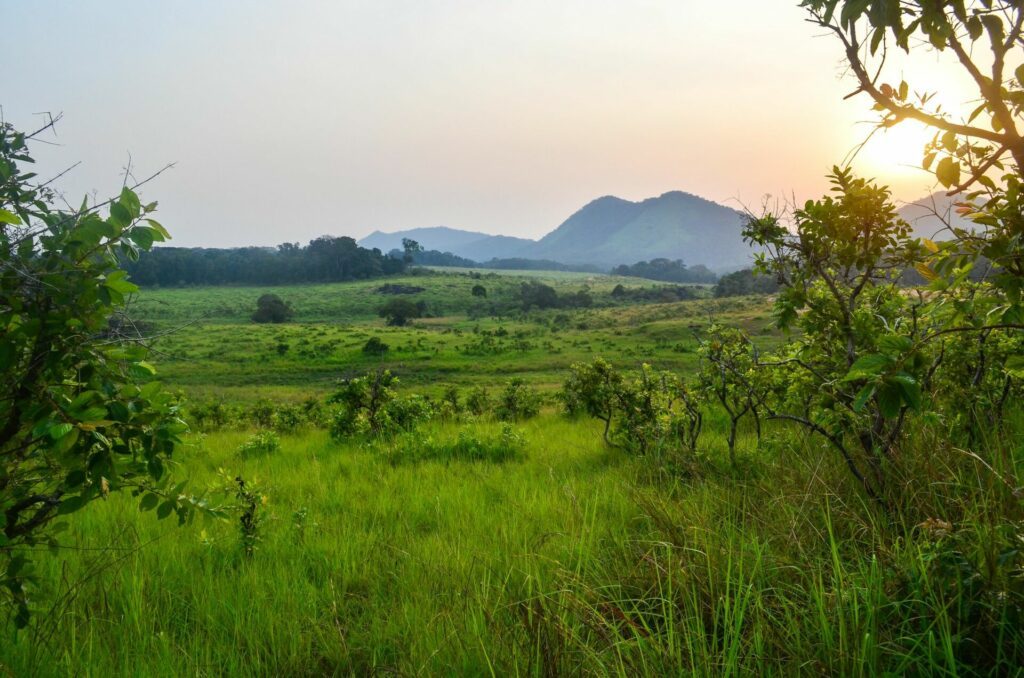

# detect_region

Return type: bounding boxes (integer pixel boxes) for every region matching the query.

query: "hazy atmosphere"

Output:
[5,1,951,247]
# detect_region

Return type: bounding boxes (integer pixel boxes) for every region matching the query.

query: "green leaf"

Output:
[877,384,902,418]
[936,156,961,188]
[0,208,22,225]
[128,226,155,249]
[57,495,87,515]
[890,373,921,410]
[120,187,141,219]
[139,493,159,511]
[843,354,892,381]
[49,423,74,440]
[109,202,132,228]
[852,384,875,412]
[156,501,174,520]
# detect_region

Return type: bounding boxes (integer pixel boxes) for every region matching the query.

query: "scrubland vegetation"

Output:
[5,1,1024,676]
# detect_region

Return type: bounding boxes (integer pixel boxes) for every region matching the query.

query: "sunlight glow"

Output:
[857,120,936,180]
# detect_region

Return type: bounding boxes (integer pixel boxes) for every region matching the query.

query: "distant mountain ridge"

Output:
[358,191,753,271]
[897,191,975,241]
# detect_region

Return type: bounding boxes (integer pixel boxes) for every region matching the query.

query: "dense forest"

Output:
[611,258,717,283]
[122,236,407,286]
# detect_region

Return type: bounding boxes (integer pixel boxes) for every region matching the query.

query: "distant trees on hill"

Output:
[518,281,592,310]
[713,268,780,298]
[123,236,406,286]
[612,258,717,283]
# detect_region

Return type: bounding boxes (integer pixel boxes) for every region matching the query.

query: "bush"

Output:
[237,431,281,457]
[252,293,293,323]
[378,298,424,326]
[496,379,542,421]
[362,336,390,356]
[465,386,491,416]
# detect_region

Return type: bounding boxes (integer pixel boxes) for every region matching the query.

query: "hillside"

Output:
[359,226,533,260]
[897,191,976,240]
[360,191,754,271]
[528,191,750,270]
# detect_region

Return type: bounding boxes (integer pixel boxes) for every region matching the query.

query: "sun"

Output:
[856,120,937,180]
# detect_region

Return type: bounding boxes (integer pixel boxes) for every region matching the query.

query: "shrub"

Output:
[465,387,491,416]
[362,336,390,356]
[0,119,218,625]
[237,431,281,457]
[496,379,542,421]
[252,293,293,323]
[378,298,424,326]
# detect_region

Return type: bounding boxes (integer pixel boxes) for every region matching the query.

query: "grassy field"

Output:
[135,270,774,403]
[3,270,1021,676]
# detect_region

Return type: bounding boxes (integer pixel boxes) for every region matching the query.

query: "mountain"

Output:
[897,191,975,241]
[359,191,755,271]
[358,226,533,261]
[524,191,751,270]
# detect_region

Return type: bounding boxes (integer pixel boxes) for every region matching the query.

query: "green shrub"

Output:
[465,386,491,416]
[496,379,542,421]
[362,336,390,356]
[237,431,281,457]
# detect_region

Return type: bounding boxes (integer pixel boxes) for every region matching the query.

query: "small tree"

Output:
[471,284,487,298]
[697,324,764,466]
[496,379,542,421]
[379,298,423,326]
[0,119,216,625]
[252,294,293,323]
[362,337,390,357]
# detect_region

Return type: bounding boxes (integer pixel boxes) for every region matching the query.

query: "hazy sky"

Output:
[7,1,959,247]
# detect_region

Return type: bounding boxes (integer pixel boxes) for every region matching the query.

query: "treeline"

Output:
[713,268,780,297]
[398,248,604,273]
[123,237,406,286]
[612,258,717,283]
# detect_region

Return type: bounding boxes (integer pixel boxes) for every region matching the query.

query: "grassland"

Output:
[135,270,774,402]
[3,270,1021,676]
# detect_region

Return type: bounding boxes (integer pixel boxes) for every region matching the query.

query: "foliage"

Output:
[251,293,293,323]
[696,324,763,465]
[612,258,717,284]
[378,298,425,326]
[0,120,218,625]
[496,379,542,421]
[237,431,281,457]
[714,267,780,297]
[801,0,1024,325]
[328,370,435,438]
[563,359,704,455]
[123,236,407,286]
[361,336,390,357]
[465,386,492,416]
[471,284,487,298]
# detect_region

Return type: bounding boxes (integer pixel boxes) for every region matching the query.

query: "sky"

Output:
[5,1,967,247]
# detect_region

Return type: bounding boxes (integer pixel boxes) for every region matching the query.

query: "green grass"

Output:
[3,272,1022,676]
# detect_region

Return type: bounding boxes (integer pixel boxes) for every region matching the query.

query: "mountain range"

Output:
[359,189,968,273]
[360,191,752,272]
[896,191,973,240]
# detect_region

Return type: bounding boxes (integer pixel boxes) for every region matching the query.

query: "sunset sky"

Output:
[6,1,967,247]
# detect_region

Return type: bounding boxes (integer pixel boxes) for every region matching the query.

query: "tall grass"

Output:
[2,409,1021,675]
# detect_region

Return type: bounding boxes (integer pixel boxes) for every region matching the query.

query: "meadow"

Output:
[3,268,1021,676]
